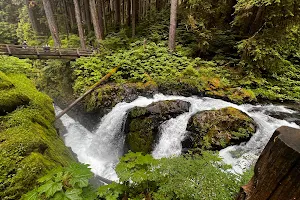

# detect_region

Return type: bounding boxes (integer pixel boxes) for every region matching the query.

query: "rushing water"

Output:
[55,94,300,181]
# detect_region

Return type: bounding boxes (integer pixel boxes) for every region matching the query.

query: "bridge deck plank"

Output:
[0,44,93,59]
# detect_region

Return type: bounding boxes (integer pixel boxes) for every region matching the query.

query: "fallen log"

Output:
[55,66,119,119]
[236,126,300,200]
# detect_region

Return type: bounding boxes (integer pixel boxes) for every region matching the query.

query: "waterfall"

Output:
[56,94,299,181]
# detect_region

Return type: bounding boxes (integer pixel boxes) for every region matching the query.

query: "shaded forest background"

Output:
[0,0,300,102]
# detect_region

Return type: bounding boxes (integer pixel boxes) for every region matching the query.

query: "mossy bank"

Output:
[0,72,74,199]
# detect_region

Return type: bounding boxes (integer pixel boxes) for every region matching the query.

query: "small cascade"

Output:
[56,94,300,181]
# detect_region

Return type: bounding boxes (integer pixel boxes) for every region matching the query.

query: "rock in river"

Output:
[125,100,191,154]
[183,107,256,150]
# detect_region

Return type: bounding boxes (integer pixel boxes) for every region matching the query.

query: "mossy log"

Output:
[236,126,300,200]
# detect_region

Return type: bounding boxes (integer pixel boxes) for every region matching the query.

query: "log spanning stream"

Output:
[55,94,300,181]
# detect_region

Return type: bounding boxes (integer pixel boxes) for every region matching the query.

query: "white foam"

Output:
[56,94,300,180]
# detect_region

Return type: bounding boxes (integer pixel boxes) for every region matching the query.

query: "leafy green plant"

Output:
[0,56,36,76]
[71,41,194,94]
[98,151,252,200]
[23,163,96,200]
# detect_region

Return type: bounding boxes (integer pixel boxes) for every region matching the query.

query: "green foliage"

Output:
[234,0,300,82]
[48,34,81,48]
[98,151,252,200]
[0,56,36,76]
[23,163,96,200]
[34,59,75,99]
[16,6,39,46]
[0,22,17,43]
[71,42,193,94]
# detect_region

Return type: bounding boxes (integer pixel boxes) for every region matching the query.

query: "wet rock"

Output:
[85,82,158,112]
[125,100,190,154]
[183,107,256,150]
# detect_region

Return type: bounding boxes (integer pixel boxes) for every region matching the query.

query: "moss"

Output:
[0,90,30,115]
[227,88,256,103]
[187,107,256,150]
[0,73,74,199]
[85,82,157,112]
[130,107,148,118]
[0,72,14,90]
[127,118,154,154]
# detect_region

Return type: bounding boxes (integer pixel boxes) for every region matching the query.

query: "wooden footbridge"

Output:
[0,44,93,59]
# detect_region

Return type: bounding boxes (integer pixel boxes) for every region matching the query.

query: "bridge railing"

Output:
[0,44,93,58]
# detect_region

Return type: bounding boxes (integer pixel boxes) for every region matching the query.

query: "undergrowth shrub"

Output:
[98,151,252,200]
[23,163,96,200]
[71,42,195,94]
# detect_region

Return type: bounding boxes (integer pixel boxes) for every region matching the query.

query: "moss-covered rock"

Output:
[0,73,74,199]
[125,100,190,154]
[183,107,256,150]
[85,82,158,112]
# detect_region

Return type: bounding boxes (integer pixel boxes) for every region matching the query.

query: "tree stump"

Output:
[236,126,300,200]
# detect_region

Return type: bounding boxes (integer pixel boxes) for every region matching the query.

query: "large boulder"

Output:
[125,100,190,154]
[183,107,256,150]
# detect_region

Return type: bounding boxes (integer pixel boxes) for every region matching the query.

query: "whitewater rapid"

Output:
[55,94,299,181]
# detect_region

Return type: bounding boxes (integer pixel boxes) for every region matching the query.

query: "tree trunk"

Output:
[97,0,105,37]
[236,126,300,200]
[115,0,121,29]
[81,0,86,23]
[25,0,38,34]
[156,0,161,11]
[249,6,265,35]
[63,0,71,37]
[42,0,61,47]
[122,0,125,24]
[132,0,136,37]
[127,0,131,26]
[68,4,76,31]
[101,0,107,34]
[168,0,177,51]
[84,0,92,32]
[135,0,139,23]
[89,0,104,40]
[73,0,86,49]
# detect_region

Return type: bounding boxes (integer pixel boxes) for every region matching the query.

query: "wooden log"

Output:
[236,126,300,200]
[55,66,119,119]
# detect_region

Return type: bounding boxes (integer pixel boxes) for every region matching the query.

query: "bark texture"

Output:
[89,0,104,40]
[25,0,38,33]
[132,0,136,37]
[42,0,61,47]
[127,0,131,26]
[168,0,177,51]
[73,0,87,49]
[236,126,300,200]
[84,0,92,32]
[97,0,105,38]
[115,0,121,29]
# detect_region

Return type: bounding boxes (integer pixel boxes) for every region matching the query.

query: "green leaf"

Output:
[37,180,63,198]
[38,167,63,183]
[23,188,39,200]
[66,163,93,188]
[65,188,83,200]
[53,192,69,200]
